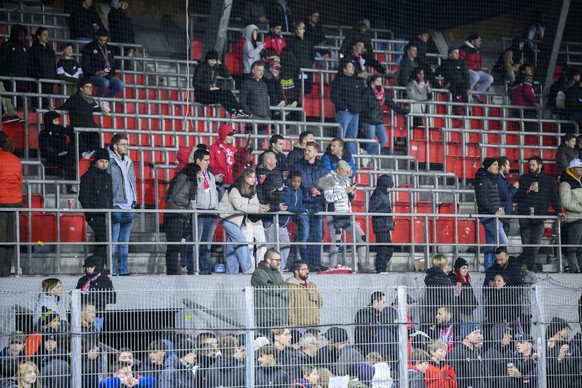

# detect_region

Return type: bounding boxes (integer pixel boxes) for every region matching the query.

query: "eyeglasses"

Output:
[269,258,282,262]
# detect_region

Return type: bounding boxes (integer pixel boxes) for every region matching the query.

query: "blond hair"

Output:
[431,254,448,270]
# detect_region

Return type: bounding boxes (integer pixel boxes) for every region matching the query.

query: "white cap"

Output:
[569,158,582,168]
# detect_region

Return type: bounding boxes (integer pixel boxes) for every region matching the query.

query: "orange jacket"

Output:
[0,149,22,204]
[425,360,457,388]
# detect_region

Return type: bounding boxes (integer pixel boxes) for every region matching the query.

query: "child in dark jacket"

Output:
[283,171,308,266]
[368,174,395,273]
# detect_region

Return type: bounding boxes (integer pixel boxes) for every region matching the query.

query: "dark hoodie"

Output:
[192,51,232,91]
[39,118,72,163]
[0,24,28,90]
[368,174,395,232]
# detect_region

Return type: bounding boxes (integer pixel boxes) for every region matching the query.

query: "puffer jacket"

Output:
[459,41,483,71]
[474,167,501,218]
[318,170,353,213]
[559,168,582,222]
[0,149,22,205]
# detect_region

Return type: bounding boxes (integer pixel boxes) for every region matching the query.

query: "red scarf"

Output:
[80,273,101,294]
[454,269,471,285]
[372,85,385,105]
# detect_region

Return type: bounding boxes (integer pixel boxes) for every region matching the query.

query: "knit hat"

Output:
[93,148,110,161]
[83,255,99,268]
[569,158,582,168]
[357,362,375,383]
[324,327,349,343]
[44,111,60,123]
[482,158,497,170]
[9,331,25,344]
[205,50,219,61]
[447,44,458,55]
[459,322,480,339]
[40,308,60,328]
[454,257,469,269]
[78,78,92,89]
[546,317,570,338]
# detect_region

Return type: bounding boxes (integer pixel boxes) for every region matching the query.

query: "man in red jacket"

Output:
[209,124,237,199]
[263,21,286,55]
[460,33,494,100]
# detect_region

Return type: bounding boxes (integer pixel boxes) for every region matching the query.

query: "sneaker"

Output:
[68,185,78,194]
[1,114,22,123]
[277,100,286,107]
[82,150,95,159]
[231,110,249,119]
[286,101,298,108]
[243,268,255,274]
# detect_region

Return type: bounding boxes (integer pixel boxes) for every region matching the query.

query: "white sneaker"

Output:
[82,150,95,159]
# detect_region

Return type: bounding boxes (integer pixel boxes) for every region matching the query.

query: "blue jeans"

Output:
[111,209,134,275]
[361,122,388,155]
[298,213,323,269]
[221,219,253,274]
[483,219,508,270]
[468,70,493,93]
[335,111,360,155]
[197,214,217,273]
[88,75,124,98]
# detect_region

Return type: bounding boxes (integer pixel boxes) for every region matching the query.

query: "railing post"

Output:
[70,289,83,388]
[533,285,547,388]
[397,286,409,388]
[244,286,256,388]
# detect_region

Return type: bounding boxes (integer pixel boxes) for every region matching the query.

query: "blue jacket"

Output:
[99,376,156,387]
[292,158,327,212]
[107,149,137,208]
[320,150,356,177]
[495,173,517,216]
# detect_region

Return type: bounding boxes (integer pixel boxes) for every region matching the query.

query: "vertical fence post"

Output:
[533,285,547,388]
[244,286,256,388]
[70,289,82,388]
[397,286,409,388]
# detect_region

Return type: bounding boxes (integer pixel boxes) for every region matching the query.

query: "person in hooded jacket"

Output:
[33,330,71,388]
[39,111,75,180]
[76,255,116,312]
[448,257,478,322]
[242,24,264,75]
[141,340,180,388]
[360,75,409,156]
[33,278,68,331]
[27,26,56,109]
[0,24,28,96]
[164,163,200,275]
[209,124,238,199]
[423,255,455,328]
[79,148,113,265]
[558,158,582,272]
[193,50,248,118]
[368,174,395,274]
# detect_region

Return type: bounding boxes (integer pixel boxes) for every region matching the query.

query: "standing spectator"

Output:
[459,33,494,99]
[278,47,300,109]
[258,134,288,176]
[577,134,582,160]
[411,31,441,88]
[492,37,526,83]
[0,133,22,277]
[39,111,75,180]
[268,0,293,33]
[423,255,455,327]
[406,67,433,128]
[56,43,83,95]
[398,43,419,87]
[163,163,200,275]
[263,22,287,55]
[514,156,564,272]
[0,24,28,100]
[251,249,290,329]
[34,331,71,388]
[33,278,68,331]
[425,340,457,387]
[193,50,248,118]
[107,0,136,67]
[293,365,320,387]
[287,130,314,168]
[141,340,180,388]
[286,22,315,94]
[256,345,289,387]
[508,64,539,131]
[426,306,456,353]
[448,257,478,322]
[483,246,525,287]
[368,174,395,274]
[175,339,203,388]
[240,60,271,132]
[0,331,26,363]
[495,156,518,236]
[282,170,308,262]
[209,124,237,199]
[193,148,219,275]
[219,169,268,274]
[260,173,291,270]
[330,59,365,156]
[81,29,125,98]
[475,158,507,270]
[348,40,375,81]
[243,0,268,31]
[69,0,102,40]
[107,134,137,276]
[321,138,356,176]
[76,255,116,315]
[354,291,388,358]
[58,79,111,159]
[340,19,387,75]
[328,327,364,377]
[548,68,580,119]
[293,142,328,272]
[408,348,430,388]
[556,133,579,176]
[360,74,409,156]
[446,322,485,388]
[79,148,113,266]
[287,260,323,328]
[565,78,582,125]
[80,301,100,388]
[242,24,264,75]
[206,336,246,388]
[437,45,471,115]
[27,26,56,109]
[559,158,582,272]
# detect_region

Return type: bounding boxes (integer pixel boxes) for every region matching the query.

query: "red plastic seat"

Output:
[60,214,86,242]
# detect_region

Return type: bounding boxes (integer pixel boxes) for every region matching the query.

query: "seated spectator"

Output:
[548,67,580,119]
[411,30,441,88]
[397,42,418,87]
[361,74,409,155]
[577,135,582,159]
[242,24,264,75]
[141,340,179,387]
[76,255,116,315]
[58,78,111,159]
[368,174,395,274]
[219,169,268,274]
[34,330,71,388]
[406,67,433,128]
[483,323,513,385]
[483,246,525,287]
[174,339,202,387]
[16,361,41,388]
[508,333,537,385]
[446,322,485,387]
[243,0,269,31]
[100,361,155,388]
[327,327,364,377]
[293,365,320,387]
[321,138,356,176]
[423,255,454,327]
[107,0,136,61]
[447,257,478,322]
[545,317,578,387]
[408,349,430,387]
[116,348,141,375]
[483,274,521,327]
[39,111,75,180]
[0,331,26,363]
[0,81,22,123]
[69,0,102,41]
[267,0,293,33]
[437,45,471,115]
[492,37,526,83]
[508,63,539,131]
[263,22,286,56]
[460,33,494,99]
[193,50,249,118]
[340,19,387,75]
[425,340,456,386]
[0,357,19,386]
[0,24,28,101]
[256,345,289,387]
[240,61,271,131]
[304,9,334,70]
[426,306,456,354]
[27,26,56,109]
[556,133,579,176]
[33,278,68,331]
[206,336,246,388]
[565,77,582,125]
[56,43,84,96]
[81,29,125,98]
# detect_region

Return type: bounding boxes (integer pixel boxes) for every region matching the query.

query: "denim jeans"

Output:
[111,209,134,275]
[88,75,124,98]
[196,214,217,273]
[468,70,494,93]
[298,213,323,269]
[361,122,388,155]
[335,111,360,155]
[264,222,290,270]
[483,219,508,270]
[221,219,253,274]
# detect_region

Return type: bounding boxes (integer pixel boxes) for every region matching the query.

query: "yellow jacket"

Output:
[286,277,323,327]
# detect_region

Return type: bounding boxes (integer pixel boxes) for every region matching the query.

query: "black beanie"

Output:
[205,50,219,60]
[482,158,496,170]
[546,317,570,338]
[454,257,469,269]
[93,148,110,161]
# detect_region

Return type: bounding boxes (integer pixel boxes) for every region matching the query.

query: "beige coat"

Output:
[286,276,323,327]
[218,186,261,226]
